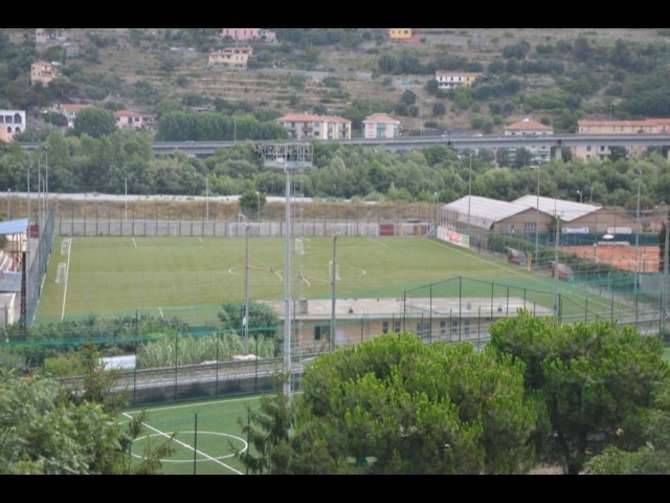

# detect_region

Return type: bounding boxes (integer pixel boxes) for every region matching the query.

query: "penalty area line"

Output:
[132,238,138,249]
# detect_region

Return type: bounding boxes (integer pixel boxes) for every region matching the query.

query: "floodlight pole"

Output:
[283,166,292,397]
[634,171,641,320]
[205,177,209,222]
[664,207,670,335]
[554,199,560,320]
[244,222,250,354]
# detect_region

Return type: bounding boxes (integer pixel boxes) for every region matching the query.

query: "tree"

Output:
[219,301,280,340]
[432,102,446,117]
[239,190,266,220]
[513,147,533,169]
[489,313,670,474]
[72,108,116,138]
[400,90,416,107]
[239,334,541,474]
[609,146,628,162]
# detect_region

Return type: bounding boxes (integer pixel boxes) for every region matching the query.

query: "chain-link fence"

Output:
[25,208,56,325]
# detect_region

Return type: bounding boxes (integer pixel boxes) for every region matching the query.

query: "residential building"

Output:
[63,42,79,59]
[219,28,277,43]
[260,297,551,353]
[114,110,154,130]
[362,113,400,139]
[503,117,554,164]
[277,114,352,140]
[208,47,253,68]
[434,71,481,90]
[53,104,92,128]
[35,28,67,47]
[0,110,27,140]
[30,61,60,86]
[441,195,553,235]
[513,195,640,234]
[574,118,670,161]
[388,28,413,40]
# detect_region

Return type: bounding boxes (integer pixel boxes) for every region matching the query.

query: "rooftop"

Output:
[443,195,542,230]
[513,195,601,222]
[363,113,400,124]
[505,117,553,131]
[578,118,670,127]
[61,104,91,113]
[277,113,351,124]
[435,71,481,77]
[113,110,143,118]
[260,297,551,321]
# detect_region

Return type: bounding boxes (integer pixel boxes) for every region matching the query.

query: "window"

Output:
[5,116,12,124]
[600,145,605,151]
[586,145,592,151]
[13,113,22,124]
[314,325,330,341]
[382,321,389,334]
[440,320,447,337]
[524,222,536,234]
[463,320,471,336]
[394,320,401,333]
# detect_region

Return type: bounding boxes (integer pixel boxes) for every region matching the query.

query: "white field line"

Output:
[158,307,164,319]
[121,413,242,475]
[123,392,302,415]
[300,274,311,287]
[199,237,203,243]
[60,239,72,321]
[274,270,283,282]
[132,238,138,248]
[424,239,612,311]
[368,238,390,249]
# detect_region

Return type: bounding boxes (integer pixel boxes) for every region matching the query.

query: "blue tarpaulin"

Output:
[0,219,28,236]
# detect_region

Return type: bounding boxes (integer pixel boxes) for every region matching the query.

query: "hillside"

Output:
[3,28,670,135]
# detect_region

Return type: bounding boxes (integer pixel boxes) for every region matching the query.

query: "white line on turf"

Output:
[132,238,138,248]
[158,307,164,319]
[123,392,301,415]
[199,237,203,243]
[121,412,243,475]
[60,239,72,321]
[368,238,390,249]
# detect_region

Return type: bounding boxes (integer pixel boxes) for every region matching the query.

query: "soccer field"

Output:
[37,236,618,324]
[122,394,263,475]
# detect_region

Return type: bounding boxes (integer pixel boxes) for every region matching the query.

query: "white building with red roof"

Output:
[277,113,351,140]
[434,71,481,90]
[362,113,400,139]
[30,61,60,86]
[114,110,154,130]
[503,117,554,164]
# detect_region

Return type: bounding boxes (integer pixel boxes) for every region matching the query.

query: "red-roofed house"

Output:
[114,110,154,130]
[277,114,351,140]
[575,118,670,160]
[504,117,554,164]
[362,113,400,139]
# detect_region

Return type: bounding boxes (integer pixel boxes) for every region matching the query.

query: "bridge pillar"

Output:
[552,146,563,162]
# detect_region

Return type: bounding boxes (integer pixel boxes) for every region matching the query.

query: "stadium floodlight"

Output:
[258,143,313,397]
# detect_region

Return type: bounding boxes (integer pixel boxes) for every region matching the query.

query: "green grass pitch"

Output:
[37,236,620,324]
[121,394,263,475]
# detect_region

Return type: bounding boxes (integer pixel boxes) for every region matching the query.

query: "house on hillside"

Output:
[388,29,413,41]
[53,104,92,128]
[434,71,481,90]
[0,110,27,141]
[574,118,670,161]
[114,110,154,130]
[362,113,400,139]
[219,28,277,43]
[30,61,60,86]
[503,117,553,164]
[277,113,352,140]
[208,47,253,69]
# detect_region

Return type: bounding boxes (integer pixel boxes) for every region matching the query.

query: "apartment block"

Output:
[277,114,352,140]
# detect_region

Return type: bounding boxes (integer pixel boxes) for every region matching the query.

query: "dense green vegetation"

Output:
[2,130,669,206]
[240,317,670,474]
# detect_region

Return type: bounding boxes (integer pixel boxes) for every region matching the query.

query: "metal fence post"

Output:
[458,276,462,341]
[174,331,178,402]
[429,284,433,344]
[402,291,406,333]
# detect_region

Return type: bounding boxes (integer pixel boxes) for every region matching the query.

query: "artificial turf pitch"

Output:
[122,394,262,475]
[37,236,620,324]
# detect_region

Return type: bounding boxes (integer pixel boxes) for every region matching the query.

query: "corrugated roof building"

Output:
[441,195,553,234]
